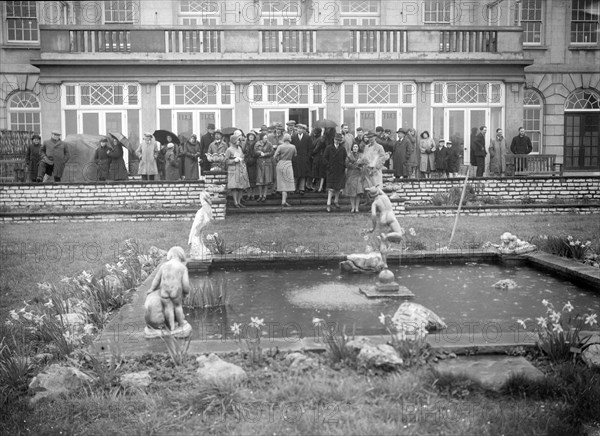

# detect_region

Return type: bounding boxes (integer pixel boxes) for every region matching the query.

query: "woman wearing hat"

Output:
[224,134,250,208]
[243,131,259,201]
[419,131,436,179]
[164,143,180,181]
[26,134,42,182]
[207,130,227,171]
[182,134,201,180]
[323,132,347,212]
[254,132,274,202]
[137,132,159,180]
[273,133,296,208]
[107,136,129,181]
[345,142,364,213]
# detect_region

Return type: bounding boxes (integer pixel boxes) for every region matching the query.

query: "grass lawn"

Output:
[1,213,599,316]
[1,213,600,435]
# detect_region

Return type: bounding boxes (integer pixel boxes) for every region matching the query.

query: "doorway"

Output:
[445,108,489,165]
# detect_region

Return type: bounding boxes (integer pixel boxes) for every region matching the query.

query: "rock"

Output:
[493,279,517,289]
[582,344,600,368]
[391,302,447,332]
[345,337,371,353]
[357,344,403,368]
[55,313,86,332]
[33,353,54,363]
[196,354,247,385]
[120,371,152,389]
[434,356,544,391]
[341,252,385,273]
[285,352,317,373]
[28,364,94,405]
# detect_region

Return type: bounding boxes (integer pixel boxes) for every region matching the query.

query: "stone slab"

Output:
[359,285,415,299]
[434,355,544,391]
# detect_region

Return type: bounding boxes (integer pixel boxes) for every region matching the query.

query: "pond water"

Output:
[186,262,600,340]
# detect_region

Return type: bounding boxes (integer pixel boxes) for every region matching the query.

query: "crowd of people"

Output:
[26,123,534,207]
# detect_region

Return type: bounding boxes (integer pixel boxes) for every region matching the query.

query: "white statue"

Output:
[188,191,214,261]
[484,232,537,255]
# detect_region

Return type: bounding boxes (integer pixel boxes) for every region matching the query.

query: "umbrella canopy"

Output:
[221,127,244,136]
[153,130,180,145]
[108,132,130,148]
[314,119,338,128]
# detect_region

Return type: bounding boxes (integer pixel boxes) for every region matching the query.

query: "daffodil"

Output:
[562,302,574,312]
[552,324,564,333]
[409,228,417,237]
[536,317,547,329]
[312,318,324,327]
[230,323,242,336]
[378,313,386,325]
[549,311,561,323]
[542,299,549,307]
[585,313,598,326]
[249,317,265,328]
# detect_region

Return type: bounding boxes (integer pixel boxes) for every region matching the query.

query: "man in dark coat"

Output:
[471,126,487,177]
[38,130,70,182]
[510,127,533,155]
[200,123,216,174]
[323,132,347,212]
[392,128,409,179]
[93,137,111,181]
[26,134,42,182]
[291,123,313,193]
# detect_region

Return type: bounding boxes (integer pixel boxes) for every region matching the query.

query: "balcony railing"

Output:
[41,26,524,57]
[260,30,316,53]
[352,30,407,53]
[439,30,497,53]
[164,30,223,53]
[70,29,131,52]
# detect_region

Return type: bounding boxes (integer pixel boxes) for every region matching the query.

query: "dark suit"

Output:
[200,132,214,173]
[291,133,313,179]
[471,132,487,177]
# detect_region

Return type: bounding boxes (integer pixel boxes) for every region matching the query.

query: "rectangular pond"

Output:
[187,261,600,340]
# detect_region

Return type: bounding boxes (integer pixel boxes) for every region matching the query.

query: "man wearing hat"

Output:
[200,123,216,173]
[354,127,364,150]
[323,132,347,212]
[291,123,313,193]
[26,134,42,182]
[93,137,111,181]
[435,138,450,178]
[207,130,227,170]
[182,133,201,180]
[340,124,355,154]
[392,128,409,179]
[137,132,159,180]
[446,140,461,177]
[361,130,386,189]
[38,130,70,182]
[286,120,296,135]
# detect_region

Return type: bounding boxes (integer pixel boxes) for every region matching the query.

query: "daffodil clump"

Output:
[206,232,227,254]
[379,313,431,367]
[231,317,265,363]
[518,300,598,363]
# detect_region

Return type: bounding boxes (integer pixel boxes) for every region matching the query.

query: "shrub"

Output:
[379,313,431,368]
[520,195,536,204]
[312,318,356,365]
[184,278,228,310]
[429,184,478,206]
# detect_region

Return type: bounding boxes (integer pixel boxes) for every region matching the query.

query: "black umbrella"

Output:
[221,127,244,136]
[314,119,338,128]
[153,130,180,145]
[108,132,130,148]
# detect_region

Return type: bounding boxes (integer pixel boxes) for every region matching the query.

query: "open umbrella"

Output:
[108,132,130,148]
[221,127,244,136]
[314,119,338,128]
[153,129,180,145]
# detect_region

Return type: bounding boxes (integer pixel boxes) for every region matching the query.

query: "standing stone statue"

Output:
[188,191,214,261]
[366,186,405,254]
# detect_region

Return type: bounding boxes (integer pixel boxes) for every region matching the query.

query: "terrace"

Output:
[37,25,525,63]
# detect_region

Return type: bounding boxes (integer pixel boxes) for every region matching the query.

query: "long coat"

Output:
[26,142,41,181]
[489,136,507,175]
[137,141,158,176]
[243,139,258,187]
[323,143,347,190]
[419,137,436,172]
[435,146,449,173]
[392,136,409,177]
[41,138,70,178]
[291,133,313,178]
[107,143,129,180]
[182,138,201,180]
[446,144,462,173]
[311,136,327,179]
[93,145,110,180]
[200,131,214,172]
[165,148,180,181]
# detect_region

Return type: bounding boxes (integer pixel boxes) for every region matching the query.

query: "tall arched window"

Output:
[564,88,600,170]
[7,91,40,133]
[524,89,543,153]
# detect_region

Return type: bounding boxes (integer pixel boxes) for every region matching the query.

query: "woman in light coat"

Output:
[419,131,436,179]
[137,132,159,180]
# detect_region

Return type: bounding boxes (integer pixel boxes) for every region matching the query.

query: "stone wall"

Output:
[384,176,600,204]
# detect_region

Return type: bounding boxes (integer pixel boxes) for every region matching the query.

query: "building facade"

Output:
[1,0,598,173]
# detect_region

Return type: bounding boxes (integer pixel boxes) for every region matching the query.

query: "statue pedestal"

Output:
[359,268,415,299]
[144,321,192,339]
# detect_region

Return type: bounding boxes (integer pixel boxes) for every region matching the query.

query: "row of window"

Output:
[5,0,600,44]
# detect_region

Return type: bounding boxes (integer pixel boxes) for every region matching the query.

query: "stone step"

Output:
[227,204,368,214]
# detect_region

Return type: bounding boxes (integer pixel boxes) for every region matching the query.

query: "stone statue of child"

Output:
[366,186,405,250]
[144,246,191,332]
